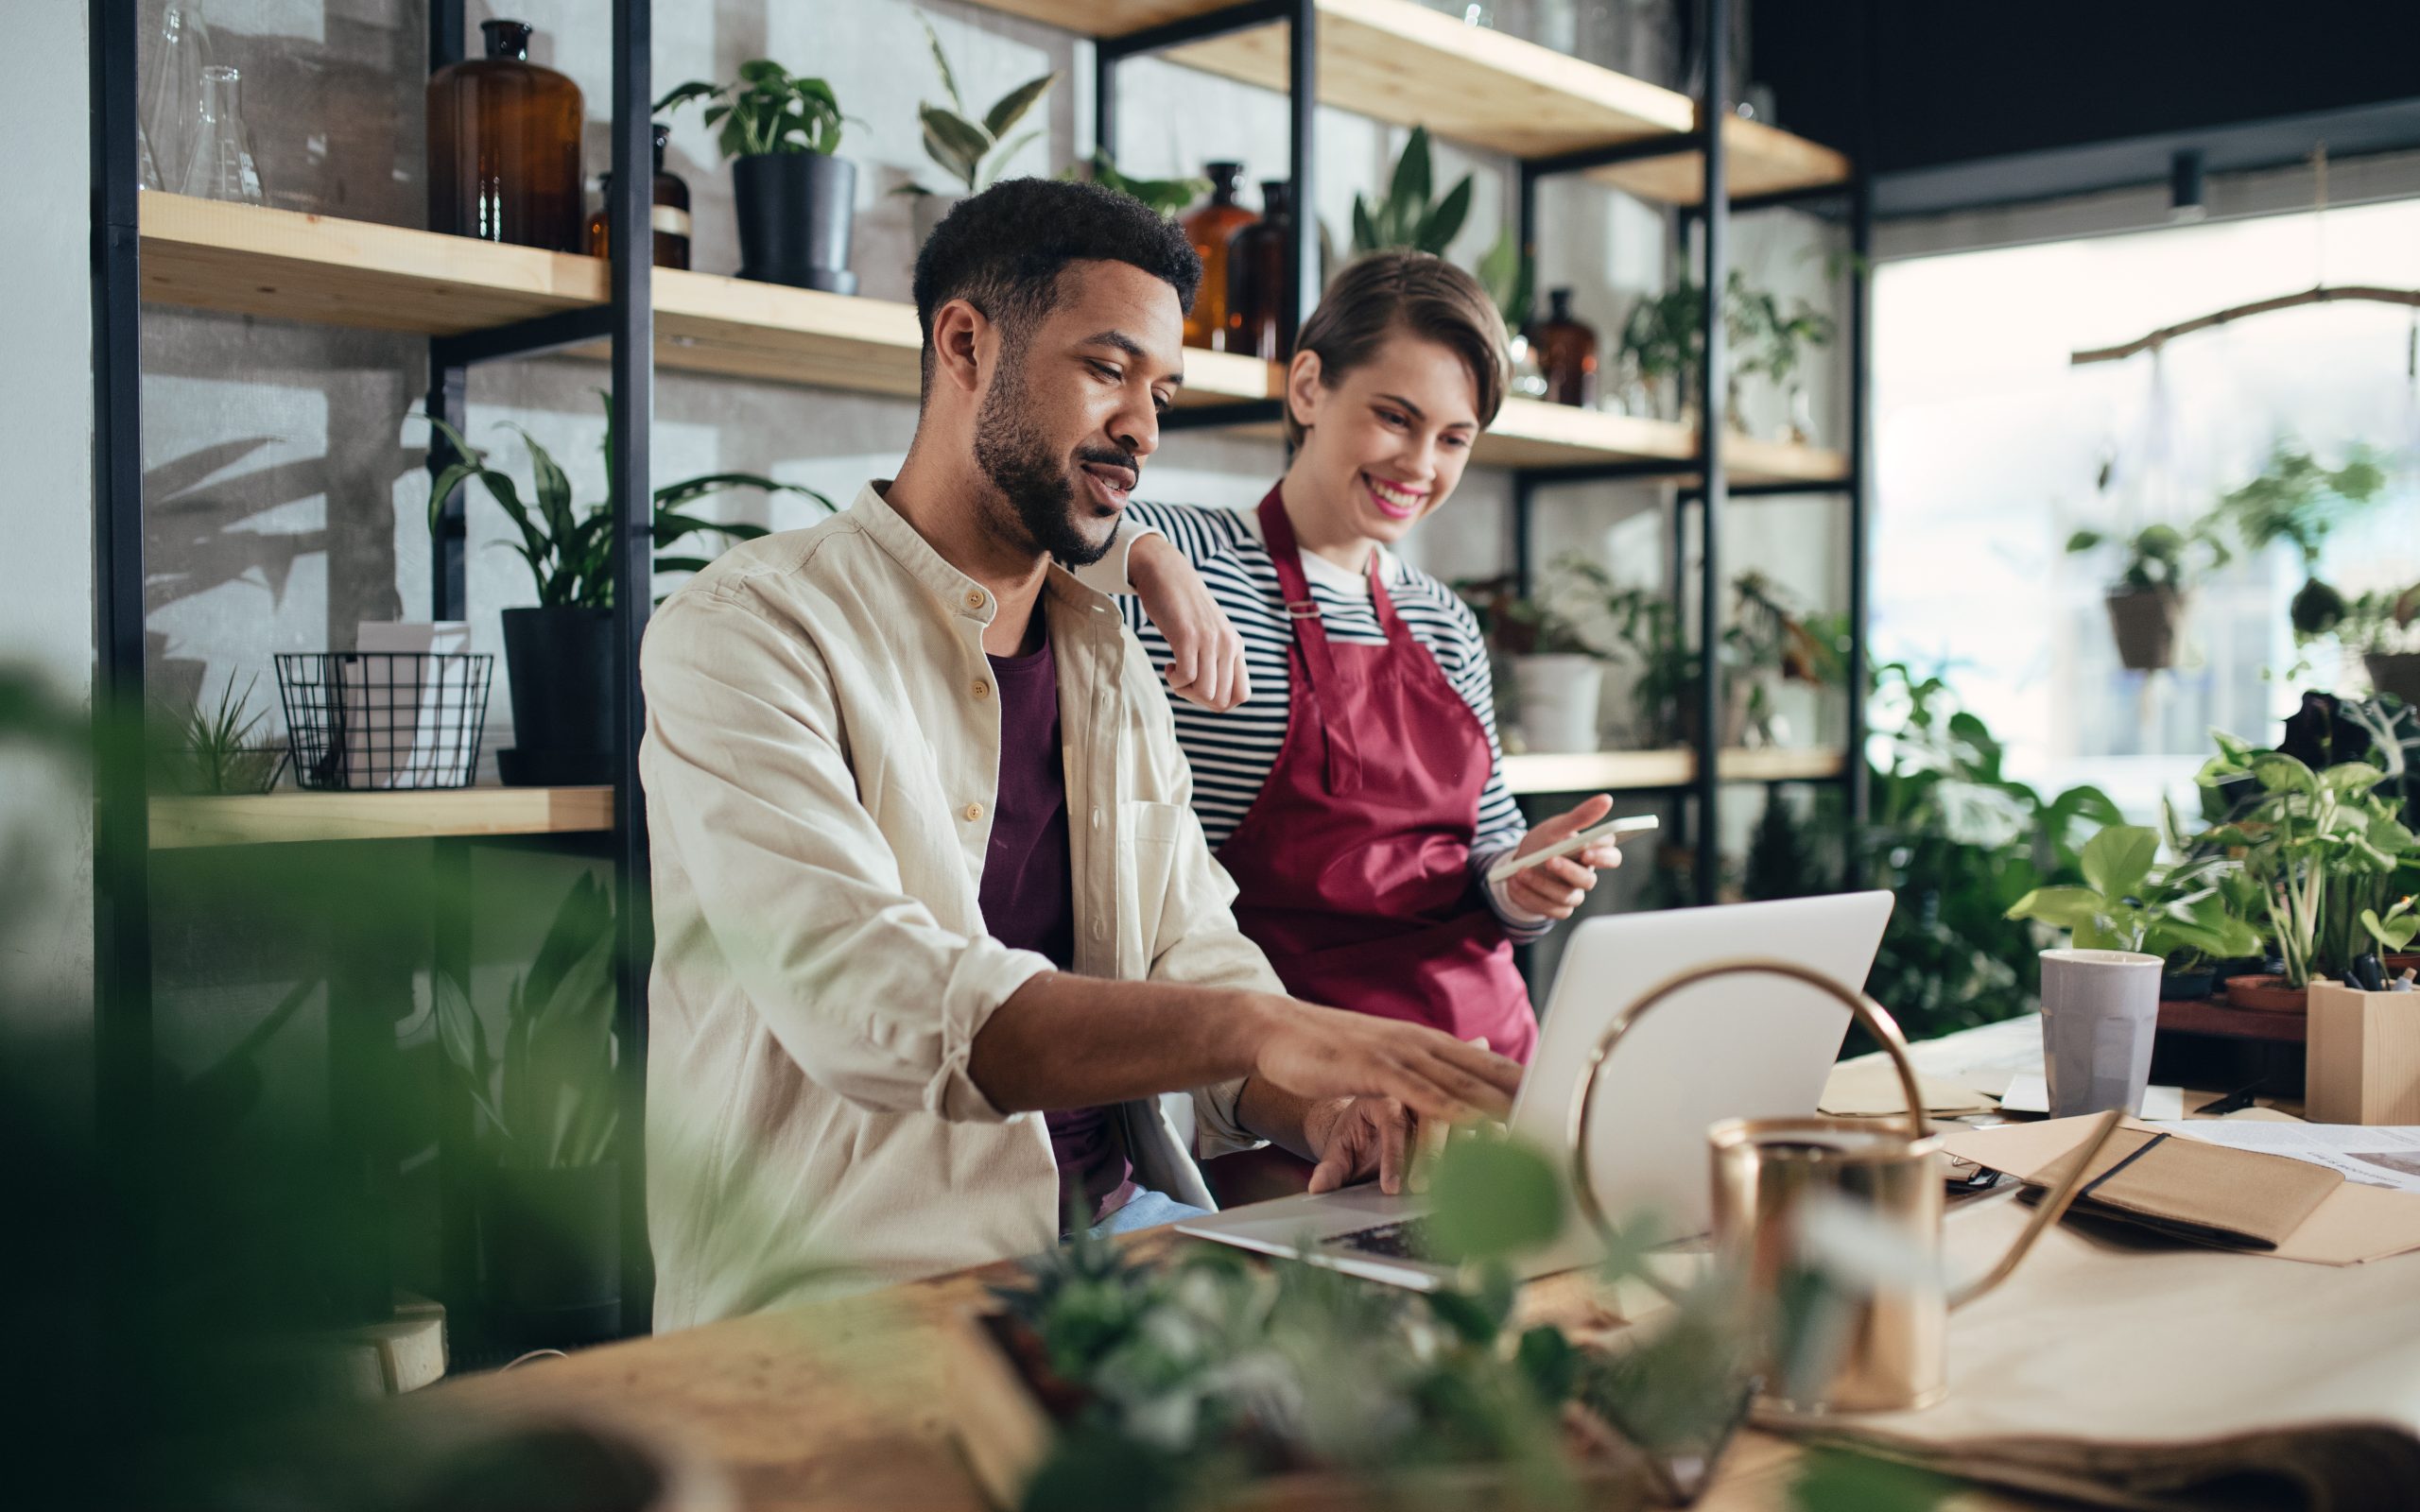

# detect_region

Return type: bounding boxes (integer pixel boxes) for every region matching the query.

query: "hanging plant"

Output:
[2211,441,2392,642]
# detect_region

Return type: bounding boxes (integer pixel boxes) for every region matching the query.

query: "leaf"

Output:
[1426,1132,1564,1262]
[1416,174,1473,253]
[2319,761,2388,797]
[502,424,579,544]
[653,79,721,114]
[983,71,1056,140]
[2250,753,2320,797]
[917,14,966,115]
[2081,825,2159,902]
[921,106,991,180]
[1388,126,1432,218]
[1514,1324,1578,1403]
[2004,885,2102,930]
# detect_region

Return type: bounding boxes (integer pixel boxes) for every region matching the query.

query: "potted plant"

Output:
[150,670,285,794]
[2335,582,2420,706]
[425,394,831,784]
[1725,570,1842,747]
[1349,125,1474,257]
[1455,571,1605,754]
[2209,440,2391,643]
[657,60,856,292]
[2192,732,2420,1012]
[1066,151,1209,217]
[900,14,1055,248]
[2064,520,2232,672]
[1728,280,1836,443]
[436,871,623,1349]
[2005,825,2262,1001]
[1615,271,1828,432]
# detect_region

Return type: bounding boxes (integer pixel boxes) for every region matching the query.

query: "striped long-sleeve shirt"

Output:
[1112,500,1548,941]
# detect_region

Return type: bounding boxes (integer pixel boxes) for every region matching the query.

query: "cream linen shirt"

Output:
[639,481,1278,1329]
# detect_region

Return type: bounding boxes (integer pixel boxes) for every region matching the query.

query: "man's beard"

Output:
[971,350,1128,568]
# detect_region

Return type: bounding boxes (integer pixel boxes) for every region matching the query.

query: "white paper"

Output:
[1998,1072,2184,1122]
[2154,1121,2420,1195]
[342,621,477,787]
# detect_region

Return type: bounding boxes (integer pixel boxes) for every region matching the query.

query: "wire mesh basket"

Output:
[274,652,493,790]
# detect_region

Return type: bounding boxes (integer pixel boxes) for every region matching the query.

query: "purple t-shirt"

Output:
[977,629,1135,1231]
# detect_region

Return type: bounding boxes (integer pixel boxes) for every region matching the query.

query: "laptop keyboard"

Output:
[1334,1215,1438,1262]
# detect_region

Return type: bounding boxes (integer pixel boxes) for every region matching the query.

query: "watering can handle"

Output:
[1946,1106,2126,1309]
[1564,956,1931,1295]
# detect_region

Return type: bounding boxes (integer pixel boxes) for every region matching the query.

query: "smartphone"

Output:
[1484,814,1660,885]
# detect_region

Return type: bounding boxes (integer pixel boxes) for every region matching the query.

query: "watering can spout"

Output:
[1947,1108,2126,1309]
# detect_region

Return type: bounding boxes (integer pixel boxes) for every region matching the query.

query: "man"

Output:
[640,179,1524,1329]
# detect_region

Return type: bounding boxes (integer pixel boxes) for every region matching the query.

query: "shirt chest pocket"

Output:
[1117,799,1189,971]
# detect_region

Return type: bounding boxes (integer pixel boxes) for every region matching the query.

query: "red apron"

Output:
[1217,488,1538,1064]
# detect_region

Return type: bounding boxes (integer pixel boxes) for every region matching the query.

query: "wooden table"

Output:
[425,1234,2035,1511]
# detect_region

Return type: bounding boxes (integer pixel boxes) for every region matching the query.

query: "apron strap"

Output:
[1256,490,1362,797]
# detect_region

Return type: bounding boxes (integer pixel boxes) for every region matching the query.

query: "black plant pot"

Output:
[2160,967,2215,1001]
[734,151,857,294]
[481,1161,621,1350]
[500,606,614,786]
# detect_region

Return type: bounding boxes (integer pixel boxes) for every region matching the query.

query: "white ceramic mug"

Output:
[2039,949,2162,1118]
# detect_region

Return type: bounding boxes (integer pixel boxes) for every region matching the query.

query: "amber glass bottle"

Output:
[1225,180,1295,363]
[1181,163,1256,351]
[586,124,692,270]
[427,19,584,251]
[1535,286,1599,407]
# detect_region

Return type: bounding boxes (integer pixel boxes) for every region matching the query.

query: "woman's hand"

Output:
[1128,532,1252,712]
[1503,792,1626,920]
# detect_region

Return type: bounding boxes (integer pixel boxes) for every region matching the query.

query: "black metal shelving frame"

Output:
[88,0,659,1342]
[1099,0,1875,904]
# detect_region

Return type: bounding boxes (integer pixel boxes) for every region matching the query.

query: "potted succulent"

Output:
[2209,440,2391,643]
[2005,825,2262,1002]
[435,871,624,1349]
[657,60,856,292]
[2192,732,2420,1013]
[2064,520,2232,672]
[424,394,831,784]
[1456,571,1605,754]
[901,15,1055,248]
[2335,582,2420,706]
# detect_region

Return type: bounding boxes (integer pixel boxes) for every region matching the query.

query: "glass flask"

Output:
[180,65,265,205]
[142,1,213,195]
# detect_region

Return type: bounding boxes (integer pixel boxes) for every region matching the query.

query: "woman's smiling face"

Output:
[1287,329,1481,550]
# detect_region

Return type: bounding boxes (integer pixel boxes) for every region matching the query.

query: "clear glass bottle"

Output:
[142,1,213,195]
[426,19,585,251]
[1181,163,1257,352]
[180,65,264,205]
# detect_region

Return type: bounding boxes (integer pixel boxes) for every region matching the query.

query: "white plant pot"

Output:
[1513,655,1604,754]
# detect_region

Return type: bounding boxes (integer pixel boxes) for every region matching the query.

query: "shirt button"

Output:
[972,679,991,699]
[1092,920,1106,941]
[1091,808,1103,832]
[964,589,986,610]
[963,802,984,822]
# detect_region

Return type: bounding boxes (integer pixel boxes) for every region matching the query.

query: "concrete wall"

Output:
[0,0,97,1081]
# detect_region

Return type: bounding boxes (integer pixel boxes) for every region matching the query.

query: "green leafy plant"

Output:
[906,15,1054,197]
[656,60,846,158]
[424,392,831,609]
[435,871,619,1168]
[152,670,284,795]
[1617,271,1832,400]
[1475,223,1535,332]
[2192,733,2420,987]
[2331,583,2420,655]
[1451,570,1599,660]
[2211,441,2392,641]
[1069,151,1210,217]
[2005,825,2262,966]
[2364,896,2418,954]
[1728,279,1837,390]
[2064,520,2233,595]
[1349,126,1472,256]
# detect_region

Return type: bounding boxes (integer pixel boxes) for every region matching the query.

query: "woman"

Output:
[1115,250,1626,1070]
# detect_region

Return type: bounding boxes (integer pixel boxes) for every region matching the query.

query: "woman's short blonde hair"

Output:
[1285,250,1511,447]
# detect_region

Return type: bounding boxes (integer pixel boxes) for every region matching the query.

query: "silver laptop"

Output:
[1177,892,1896,1289]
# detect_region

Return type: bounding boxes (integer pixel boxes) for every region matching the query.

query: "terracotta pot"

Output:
[2222,973,2309,1015]
[2366,651,2420,708]
[2105,586,2186,671]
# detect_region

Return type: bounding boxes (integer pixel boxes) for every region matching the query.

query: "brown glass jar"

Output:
[427,19,584,252]
[1535,286,1599,407]
[1182,163,1256,351]
[1225,180,1295,363]
[585,124,692,270]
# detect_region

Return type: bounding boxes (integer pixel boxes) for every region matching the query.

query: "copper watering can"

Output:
[1564,957,2123,1417]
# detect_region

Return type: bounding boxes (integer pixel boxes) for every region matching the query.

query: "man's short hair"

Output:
[910,178,1202,399]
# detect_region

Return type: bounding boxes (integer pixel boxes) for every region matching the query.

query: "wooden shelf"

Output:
[1502,746,1845,795]
[136,194,1273,406]
[970,0,1848,203]
[150,786,614,849]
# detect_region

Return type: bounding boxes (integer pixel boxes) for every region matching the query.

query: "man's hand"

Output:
[1249,1000,1522,1125]
[1503,792,1627,921]
[1129,532,1251,712]
[1302,1095,1415,1194]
